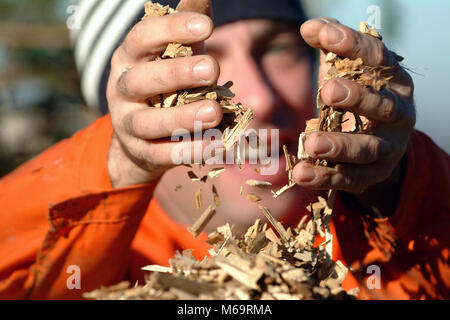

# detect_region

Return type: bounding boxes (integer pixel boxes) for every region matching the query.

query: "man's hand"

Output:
[107,1,222,188]
[293,18,416,214]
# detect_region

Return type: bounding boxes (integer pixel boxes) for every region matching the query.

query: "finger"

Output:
[117,55,219,100]
[303,131,390,164]
[123,133,221,168]
[293,161,392,194]
[121,12,213,61]
[320,78,411,124]
[298,17,339,49]
[122,99,223,140]
[177,0,213,17]
[301,18,396,67]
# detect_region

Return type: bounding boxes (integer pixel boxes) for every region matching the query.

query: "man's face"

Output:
[206,19,316,185]
[157,19,317,233]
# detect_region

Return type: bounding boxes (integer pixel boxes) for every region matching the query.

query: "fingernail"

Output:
[316,18,331,24]
[195,104,217,123]
[313,135,334,156]
[193,59,213,81]
[298,165,316,183]
[330,80,349,104]
[188,16,210,36]
[325,24,344,46]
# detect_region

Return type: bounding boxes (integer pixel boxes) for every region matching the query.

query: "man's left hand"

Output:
[293,18,416,196]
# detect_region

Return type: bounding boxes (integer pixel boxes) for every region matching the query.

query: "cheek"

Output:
[266,60,315,114]
[214,55,237,86]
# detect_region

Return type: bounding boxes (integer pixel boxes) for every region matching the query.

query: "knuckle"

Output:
[380,92,398,122]
[129,22,143,44]
[346,175,367,194]
[144,143,159,162]
[374,41,388,66]
[335,165,367,194]
[126,113,141,137]
[351,32,365,59]
[367,137,384,160]
[110,48,122,69]
[122,68,140,98]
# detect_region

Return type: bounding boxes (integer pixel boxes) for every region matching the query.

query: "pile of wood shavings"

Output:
[84,207,356,300]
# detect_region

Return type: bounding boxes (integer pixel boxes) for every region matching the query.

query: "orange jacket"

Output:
[0,115,449,299]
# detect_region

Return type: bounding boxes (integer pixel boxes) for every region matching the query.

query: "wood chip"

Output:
[208,167,225,179]
[259,206,290,243]
[195,188,203,209]
[222,108,254,151]
[246,180,272,188]
[246,193,262,203]
[212,185,221,207]
[141,265,172,273]
[162,92,178,108]
[188,205,216,238]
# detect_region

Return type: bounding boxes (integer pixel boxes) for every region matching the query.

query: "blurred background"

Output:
[0,0,449,177]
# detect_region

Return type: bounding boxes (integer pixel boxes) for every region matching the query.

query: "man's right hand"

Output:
[106,4,222,188]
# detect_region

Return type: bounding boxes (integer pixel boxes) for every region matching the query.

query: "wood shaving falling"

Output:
[212,185,221,207]
[222,108,254,151]
[246,180,272,188]
[187,171,200,182]
[246,193,262,203]
[188,204,216,238]
[271,145,297,198]
[208,167,225,179]
[259,206,290,243]
[195,188,203,209]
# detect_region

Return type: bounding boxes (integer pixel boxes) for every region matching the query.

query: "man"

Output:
[0,0,448,299]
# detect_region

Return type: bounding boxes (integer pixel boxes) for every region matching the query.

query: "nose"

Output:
[229,53,277,123]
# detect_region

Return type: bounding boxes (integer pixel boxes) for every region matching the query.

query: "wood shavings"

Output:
[142,2,173,18]
[84,205,354,300]
[359,22,382,40]
[195,188,203,209]
[246,180,272,188]
[208,167,225,179]
[141,265,172,273]
[162,92,178,108]
[221,108,254,151]
[188,204,216,238]
[162,43,193,59]
[212,185,221,207]
[246,193,261,203]
[271,145,297,198]
[187,170,207,183]
[259,206,290,243]
[187,170,200,181]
